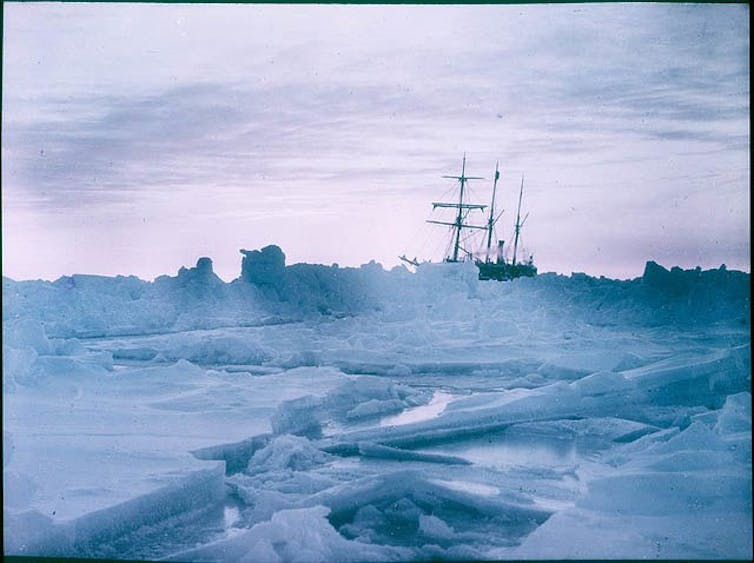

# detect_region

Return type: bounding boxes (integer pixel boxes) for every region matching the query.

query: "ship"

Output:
[401,155,537,281]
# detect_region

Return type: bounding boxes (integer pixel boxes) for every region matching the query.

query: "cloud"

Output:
[1,2,749,280]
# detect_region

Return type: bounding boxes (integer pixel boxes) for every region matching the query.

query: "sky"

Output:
[2,2,750,281]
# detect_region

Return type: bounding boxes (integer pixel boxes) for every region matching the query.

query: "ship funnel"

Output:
[497,240,505,264]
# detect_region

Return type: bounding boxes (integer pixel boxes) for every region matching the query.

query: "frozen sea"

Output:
[2,248,751,561]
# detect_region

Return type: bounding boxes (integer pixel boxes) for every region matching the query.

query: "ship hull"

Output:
[476,261,537,281]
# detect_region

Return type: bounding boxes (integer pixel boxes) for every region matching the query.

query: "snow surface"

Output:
[3,250,751,560]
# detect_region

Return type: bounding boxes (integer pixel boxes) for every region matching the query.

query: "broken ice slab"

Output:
[3,360,350,558]
[4,448,225,556]
[355,442,472,465]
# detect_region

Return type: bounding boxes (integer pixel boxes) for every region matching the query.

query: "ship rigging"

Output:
[402,155,536,281]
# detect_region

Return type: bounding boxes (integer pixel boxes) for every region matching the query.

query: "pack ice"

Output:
[3,247,751,560]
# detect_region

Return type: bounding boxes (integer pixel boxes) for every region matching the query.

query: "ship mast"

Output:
[511,174,529,266]
[485,162,502,263]
[427,154,487,262]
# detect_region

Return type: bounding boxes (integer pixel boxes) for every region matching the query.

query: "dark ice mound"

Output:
[173,257,224,294]
[637,260,750,326]
[642,260,746,296]
[240,246,286,288]
[238,245,389,315]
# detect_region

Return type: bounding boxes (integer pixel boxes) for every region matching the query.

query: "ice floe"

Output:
[2,253,750,559]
